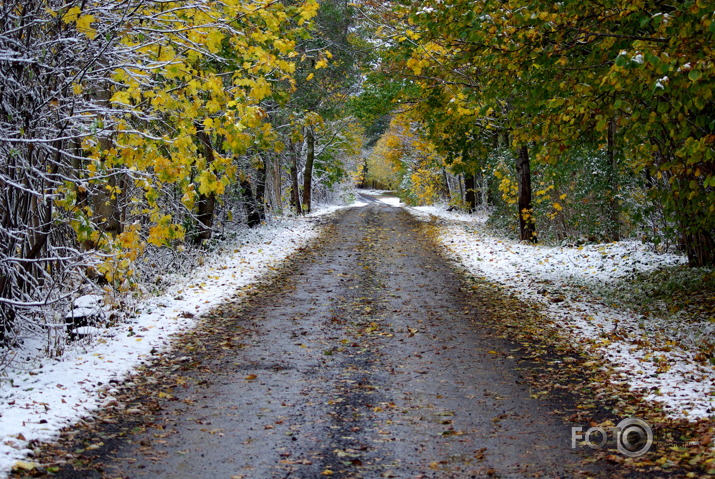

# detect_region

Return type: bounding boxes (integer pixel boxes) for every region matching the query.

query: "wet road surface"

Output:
[39,204,606,478]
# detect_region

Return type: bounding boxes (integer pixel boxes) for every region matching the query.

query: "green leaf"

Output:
[688,69,702,82]
[596,117,608,131]
[645,52,660,67]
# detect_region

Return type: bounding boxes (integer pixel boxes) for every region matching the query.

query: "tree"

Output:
[362,0,714,260]
[286,0,365,213]
[0,0,148,342]
[0,0,320,342]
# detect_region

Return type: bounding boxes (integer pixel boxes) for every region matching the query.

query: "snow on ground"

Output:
[0,206,353,476]
[376,196,403,207]
[3,194,712,475]
[409,205,715,421]
[353,189,403,207]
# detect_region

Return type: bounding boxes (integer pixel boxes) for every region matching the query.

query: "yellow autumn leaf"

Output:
[76,14,97,39]
[406,57,423,75]
[110,91,131,105]
[250,80,272,100]
[181,188,197,209]
[62,6,81,24]
[298,0,319,24]
[206,30,224,53]
[197,171,218,195]
[148,224,169,247]
[117,230,140,249]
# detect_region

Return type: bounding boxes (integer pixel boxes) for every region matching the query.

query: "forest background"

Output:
[1,0,714,351]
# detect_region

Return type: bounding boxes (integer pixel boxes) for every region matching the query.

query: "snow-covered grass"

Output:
[408,205,715,421]
[0,208,352,476]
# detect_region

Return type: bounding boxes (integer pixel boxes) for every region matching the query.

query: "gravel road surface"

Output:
[26,202,622,478]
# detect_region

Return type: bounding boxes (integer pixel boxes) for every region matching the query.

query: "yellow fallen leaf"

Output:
[322,469,334,475]
[245,374,257,380]
[12,461,37,471]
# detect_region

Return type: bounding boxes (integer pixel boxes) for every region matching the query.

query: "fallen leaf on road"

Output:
[12,461,37,471]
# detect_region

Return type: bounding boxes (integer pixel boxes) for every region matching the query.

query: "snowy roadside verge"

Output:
[0,207,345,476]
[408,205,715,421]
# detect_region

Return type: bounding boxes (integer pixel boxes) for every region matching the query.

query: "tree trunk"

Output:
[93,149,122,236]
[92,88,122,236]
[676,173,715,266]
[516,145,537,243]
[475,170,485,206]
[194,126,216,244]
[1,143,61,343]
[274,155,282,211]
[651,137,714,267]
[255,157,267,223]
[289,141,302,214]
[360,158,368,188]
[682,230,715,267]
[0,276,13,344]
[302,127,315,214]
[458,174,465,209]
[606,119,620,241]
[442,168,450,198]
[464,172,476,212]
[240,176,262,228]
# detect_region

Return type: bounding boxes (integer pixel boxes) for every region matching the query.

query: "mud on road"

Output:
[22,204,634,478]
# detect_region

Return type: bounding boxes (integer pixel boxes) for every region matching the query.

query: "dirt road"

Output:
[34,203,615,478]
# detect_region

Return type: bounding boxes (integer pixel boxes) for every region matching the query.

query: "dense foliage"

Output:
[0,0,365,344]
[2,0,714,347]
[358,0,715,264]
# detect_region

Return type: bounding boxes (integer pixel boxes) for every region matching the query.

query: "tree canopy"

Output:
[355,0,715,264]
[1,0,714,343]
